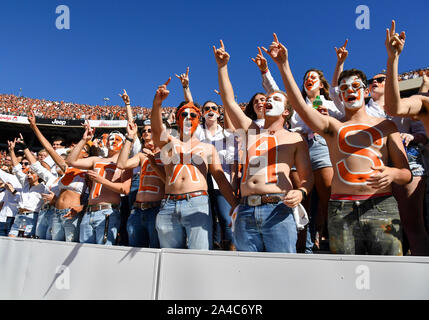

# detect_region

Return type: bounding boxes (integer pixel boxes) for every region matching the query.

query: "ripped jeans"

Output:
[328,195,403,256]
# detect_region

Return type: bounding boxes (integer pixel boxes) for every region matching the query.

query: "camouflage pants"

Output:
[328,195,403,256]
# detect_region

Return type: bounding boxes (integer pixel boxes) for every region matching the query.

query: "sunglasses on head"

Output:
[204,105,218,112]
[368,77,386,85]
[181,112,198,119]
[142,129,151,134]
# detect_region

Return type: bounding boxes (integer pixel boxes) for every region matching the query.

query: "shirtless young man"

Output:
[265,33,412,255]
[66,123,132,245]
[117,90,165,248]
[213,40,313,253]
[151,78,239,250]
[331,27,429,256]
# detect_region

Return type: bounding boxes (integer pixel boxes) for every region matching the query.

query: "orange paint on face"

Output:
[336,124,384,185]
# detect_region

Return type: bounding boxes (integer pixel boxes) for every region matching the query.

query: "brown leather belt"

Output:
[134,201,162,210]
[18,208,33,215]
[87,203,119,212]
[164,191,208,201]
[240,194,285,207]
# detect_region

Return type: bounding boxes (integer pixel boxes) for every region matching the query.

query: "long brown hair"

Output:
[301,69,331,101]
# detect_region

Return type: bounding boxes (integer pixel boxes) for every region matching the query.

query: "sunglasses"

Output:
[142,129,151,134]
[181,112,198,119]
[204,106,218,112]
[368,77,386,85]
[21,162,29,166]
[339,80,366,93]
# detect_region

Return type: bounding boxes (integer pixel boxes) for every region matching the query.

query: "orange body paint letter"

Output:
[336,124,384,185]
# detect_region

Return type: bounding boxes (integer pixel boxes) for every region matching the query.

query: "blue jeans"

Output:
[212,190,233,242]
[35,207,54,240]
[9,212,39,238]
[0,217,15,236]
[127,207,160,248]
[233,202,297,253]
[79,208,121,245]
[156,195,212,250]
[51,208,81,242]
[128,174,140,206]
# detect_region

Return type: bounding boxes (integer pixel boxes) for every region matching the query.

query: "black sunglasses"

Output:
[142,129,151,134]
[22,162,29,166]
[181,112,198,119]
[204,106,218,112]
[368,77,386,85]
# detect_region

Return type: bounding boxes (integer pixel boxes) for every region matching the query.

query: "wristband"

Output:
[261,68,269,74]
[183,86,189,89]
[298,189,307,202]
[19,142,28,150]
[125,136,134,143]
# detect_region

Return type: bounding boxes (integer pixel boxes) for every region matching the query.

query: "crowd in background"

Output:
[1,22,429,257]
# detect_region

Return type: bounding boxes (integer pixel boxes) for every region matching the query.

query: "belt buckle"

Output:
[248,195,262,207]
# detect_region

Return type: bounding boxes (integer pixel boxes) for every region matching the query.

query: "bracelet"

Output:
[125,136,134,143]
[261,68,269,74]
[183,86,189,89]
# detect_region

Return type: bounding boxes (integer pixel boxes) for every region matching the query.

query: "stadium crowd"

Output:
[0,94,177,121]
[1,20,429,256]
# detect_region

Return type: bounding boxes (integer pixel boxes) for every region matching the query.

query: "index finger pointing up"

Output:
[258,47,263,56]
[220,40,225,49]
[343,39,348,48]
[164,77,171,86]
[186,67,189,76]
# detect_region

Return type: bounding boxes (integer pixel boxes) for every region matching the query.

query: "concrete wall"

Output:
[1,237,429,300]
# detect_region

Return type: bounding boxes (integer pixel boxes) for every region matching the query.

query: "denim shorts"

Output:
[328,195,402,255]
[9,212,39,238]
[307,135,332,171]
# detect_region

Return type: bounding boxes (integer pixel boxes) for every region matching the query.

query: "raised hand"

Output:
[82,121,95,142]
[27,108,36,127]
[212,40,230,68]
[251,47,268,72]
[119,89,130,105]
[262,33,288,65]
[385,20,406,59]
[154,78,171,105]
[7,138,19,152]
[175,67,190,88]
[126,121,138,139]
[335,39,349,65]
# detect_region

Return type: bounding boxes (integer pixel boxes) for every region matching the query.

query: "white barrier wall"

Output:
[158,250,429,300]
[0,237,160,300]
[1,237,429,300]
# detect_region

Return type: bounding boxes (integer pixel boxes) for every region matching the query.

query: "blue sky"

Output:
[0,0,427,108]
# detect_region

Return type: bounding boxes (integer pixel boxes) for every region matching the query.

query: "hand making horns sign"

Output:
[385,20,406,59]
[212,40,230,68]
[261,33,288,65]
[251,47,268,73]
[175,67,190,88]
[119,89,131,105]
